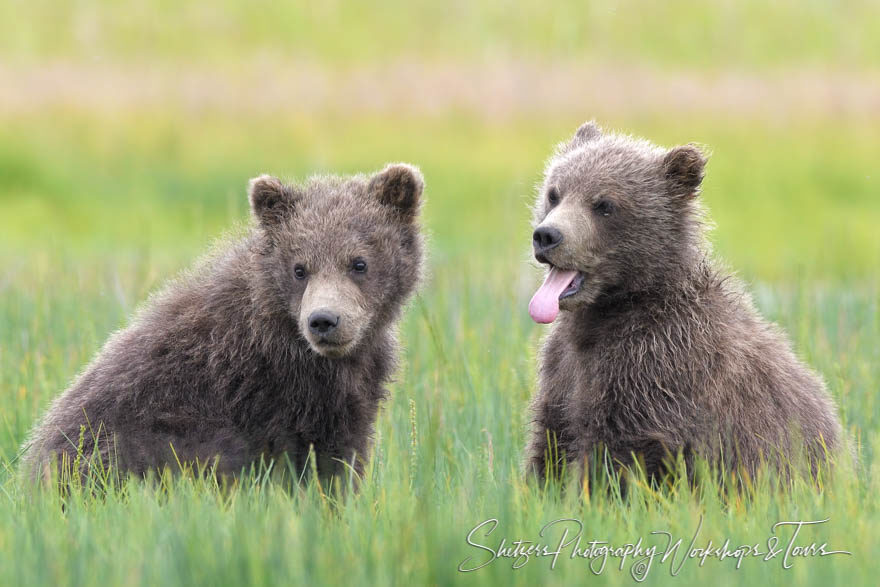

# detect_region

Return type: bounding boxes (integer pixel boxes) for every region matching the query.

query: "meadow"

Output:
[1,2,879,585]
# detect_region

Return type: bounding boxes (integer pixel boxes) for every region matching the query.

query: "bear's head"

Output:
[529,122,707,323]
[249,164,424,357]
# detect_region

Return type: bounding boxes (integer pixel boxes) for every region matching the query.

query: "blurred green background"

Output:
[1,1,878,585]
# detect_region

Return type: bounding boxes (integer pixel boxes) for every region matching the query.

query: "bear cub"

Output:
[23,164,425,485]
[526,122,843,482]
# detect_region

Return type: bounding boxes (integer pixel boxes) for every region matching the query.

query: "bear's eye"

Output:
[293,264,307,280]
[547,187,560,207]
[592,199,614,217]
[352,258,368,273]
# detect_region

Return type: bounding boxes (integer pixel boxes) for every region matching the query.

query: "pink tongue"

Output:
[529,268,578,324]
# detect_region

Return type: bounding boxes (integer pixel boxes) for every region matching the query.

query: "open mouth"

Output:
[528,265,585,324]
[559,270,585,300]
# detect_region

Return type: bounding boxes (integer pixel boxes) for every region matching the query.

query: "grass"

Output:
[1,1,879,584]
[2,0,878,69]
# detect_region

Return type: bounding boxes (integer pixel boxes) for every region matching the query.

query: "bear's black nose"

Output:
[308,311,340,336]
[533,226,563,254]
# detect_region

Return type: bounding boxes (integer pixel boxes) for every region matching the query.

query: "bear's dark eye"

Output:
[547,187,560,207]
[593,199,614,217]
[352,258,368,273]
[293,264,307,280]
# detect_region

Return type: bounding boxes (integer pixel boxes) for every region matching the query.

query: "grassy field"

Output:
[2,2,879,585]
[3,0,878,69]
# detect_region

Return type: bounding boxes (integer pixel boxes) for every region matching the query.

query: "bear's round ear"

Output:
[572,121,602,145]
[249,175,296,227]
[368,163,424,220]
[662,144,707,200]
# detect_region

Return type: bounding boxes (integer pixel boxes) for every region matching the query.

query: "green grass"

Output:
[2,0,878,69]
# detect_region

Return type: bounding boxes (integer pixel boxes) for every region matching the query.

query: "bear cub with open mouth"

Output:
[23,164,425,486]
[526,122,843,483]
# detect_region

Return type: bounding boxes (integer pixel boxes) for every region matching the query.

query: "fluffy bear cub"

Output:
[23,164,425,486]
[525,122,843,483]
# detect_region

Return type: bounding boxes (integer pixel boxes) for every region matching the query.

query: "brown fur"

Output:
[21,164,425,485]
[526,122,843,482]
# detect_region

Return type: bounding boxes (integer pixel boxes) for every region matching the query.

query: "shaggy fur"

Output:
[525,122,843,482]
[22,164,425,484]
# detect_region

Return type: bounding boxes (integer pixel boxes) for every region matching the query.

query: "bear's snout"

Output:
[299,274,369,357]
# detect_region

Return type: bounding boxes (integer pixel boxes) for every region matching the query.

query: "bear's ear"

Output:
[572,121,602,145]
[368,163,424,220]
[249,175,296,227]
[662,144,707,199]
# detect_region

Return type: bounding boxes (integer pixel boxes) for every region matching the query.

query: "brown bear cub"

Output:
[526,122,843,484]
[23,164,425,485]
